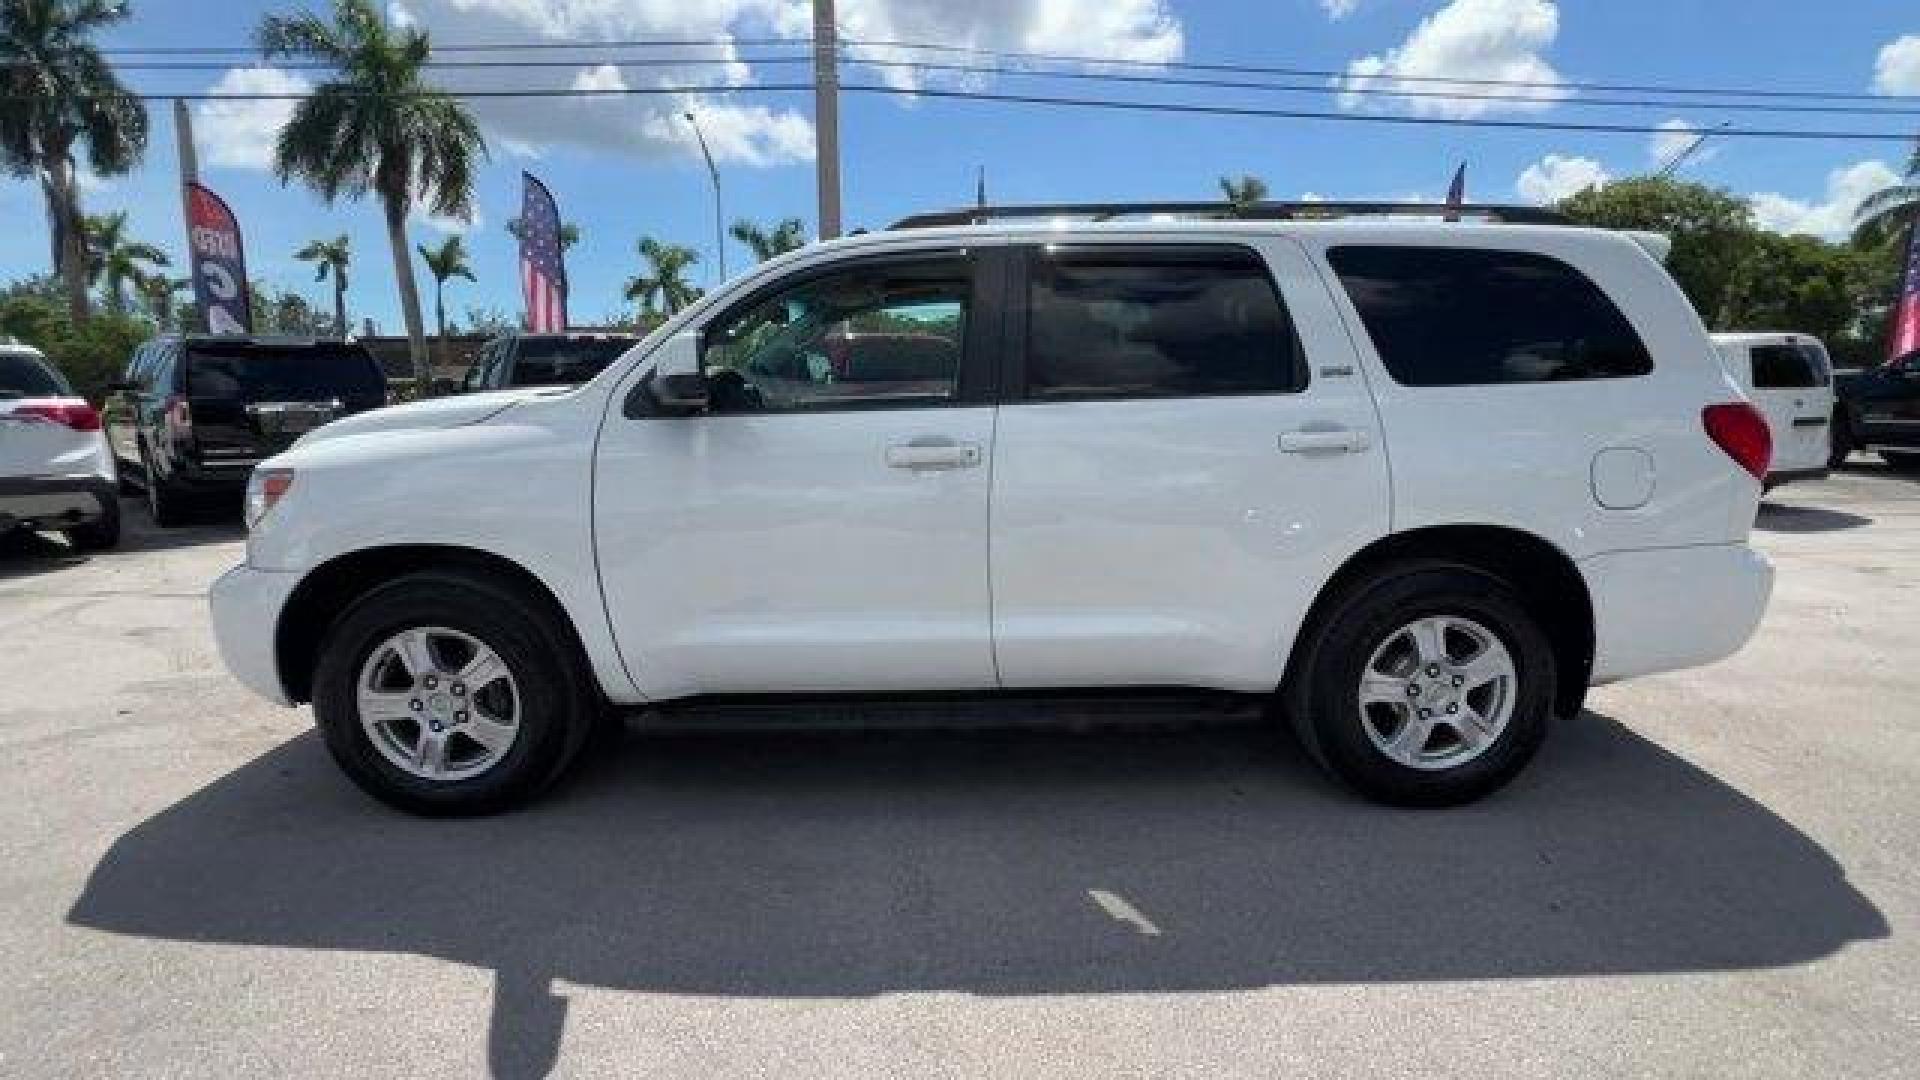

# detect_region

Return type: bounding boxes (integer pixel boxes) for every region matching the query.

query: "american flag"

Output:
[1442,161,1466,223]
[519,172,568,333]
[1890,221,1920,366]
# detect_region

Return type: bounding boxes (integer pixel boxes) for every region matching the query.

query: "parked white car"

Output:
[1712,332,1833,487]
[210,204,1775,814]
[0,341,119,550]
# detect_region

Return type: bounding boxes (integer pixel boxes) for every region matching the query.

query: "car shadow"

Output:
[0,498,243,580]
[1754,502,1873,533]
[68,712,1886,1079]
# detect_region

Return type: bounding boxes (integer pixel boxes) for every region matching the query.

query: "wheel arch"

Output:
[1288,524,1595,718]
[275,544,596,706]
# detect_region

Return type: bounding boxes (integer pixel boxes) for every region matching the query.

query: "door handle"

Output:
[1279,428,1370,454]
[885,439,982,470]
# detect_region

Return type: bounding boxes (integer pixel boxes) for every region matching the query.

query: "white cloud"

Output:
[388,0,1182,163]
[194,66,313,171]
[1320,0,1359,18]
[1873,35,1920,95]
[1337,0,1567,119]
[1750,160,1901,241]
[1647,118,1722,170]
[413,204,485,236]
[1515,153,1609,204]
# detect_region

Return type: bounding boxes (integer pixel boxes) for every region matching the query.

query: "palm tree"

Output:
[258,0,488,392]
[141,274,191,330]
[82,211,168,313]
[1853,141,1920,250]
[507,216,580,252]
[730,217,807,262]
[1,0,150,324]
[295,234,351,336]
[624,236,701,316]
[416,234,474,348]
[1218,174,1270,217]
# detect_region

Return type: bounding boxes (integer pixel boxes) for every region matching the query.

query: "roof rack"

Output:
[890,200,1572,230]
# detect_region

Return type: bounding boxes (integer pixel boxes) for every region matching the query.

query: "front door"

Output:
[594,247,1005,699]
[988,237,1390,691]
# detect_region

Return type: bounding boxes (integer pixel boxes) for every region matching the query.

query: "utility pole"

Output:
[812,0,842,239]
[684,112,725,283]
[173,99,204,333]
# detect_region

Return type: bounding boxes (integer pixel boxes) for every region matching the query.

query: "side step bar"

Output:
[622,689,1268,732]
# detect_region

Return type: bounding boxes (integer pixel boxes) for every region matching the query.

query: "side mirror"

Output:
[626,334,709,417]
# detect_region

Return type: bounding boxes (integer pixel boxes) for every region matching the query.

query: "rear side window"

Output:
[1751,342,1827,388]
[0,353,68,398]
[1328,246,1653,386]
[1023,246,1304,400]
[185,344,386,401]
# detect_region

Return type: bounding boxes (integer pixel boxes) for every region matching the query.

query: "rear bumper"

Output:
[208,562,302,707]
[1582,543,1773,685]
[0,474,116,531]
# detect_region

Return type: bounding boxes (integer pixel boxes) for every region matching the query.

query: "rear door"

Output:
[1747,339,1831,473]
[988,238,1389,691]
[0,353,85,480]
[184,342,388,459]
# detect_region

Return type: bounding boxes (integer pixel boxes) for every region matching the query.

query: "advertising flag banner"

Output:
[519,172,569,332]
[185,182,252,334]
[1890,221,1920,366]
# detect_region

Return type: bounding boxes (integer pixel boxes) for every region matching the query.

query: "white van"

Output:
[1712,333,1834,487]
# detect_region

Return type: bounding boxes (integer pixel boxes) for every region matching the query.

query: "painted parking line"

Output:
[1087,889,1162,936]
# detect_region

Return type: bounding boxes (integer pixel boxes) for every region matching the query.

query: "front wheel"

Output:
[1285,563,1556,807]
[311,571,595,815]
[1827,409,1855,469]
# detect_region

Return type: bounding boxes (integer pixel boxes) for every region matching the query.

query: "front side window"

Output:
[1328,246,1654,386]
[700,257,970,412]
[1024,246,1303,400]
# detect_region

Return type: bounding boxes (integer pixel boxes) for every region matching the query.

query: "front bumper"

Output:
[209,562,303,707]
[1582,543,1774,685]
[0,474,115,531]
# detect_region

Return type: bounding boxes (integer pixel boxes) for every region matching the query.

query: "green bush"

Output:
[1,290,149,404]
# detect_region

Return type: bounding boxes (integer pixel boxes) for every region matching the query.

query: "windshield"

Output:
[0,352,70,399]
[185,343,386,402]
[511,338,634,387]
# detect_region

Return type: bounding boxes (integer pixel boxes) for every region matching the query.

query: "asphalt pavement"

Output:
[1,465,1915,1078]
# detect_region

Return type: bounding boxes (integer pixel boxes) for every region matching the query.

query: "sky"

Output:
[4,0,1917,333]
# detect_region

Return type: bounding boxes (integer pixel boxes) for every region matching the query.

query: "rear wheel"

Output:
[1827,409,1854,469]
[311,571,595,815]
[1285,563,1556,806]
[65,497,121,551]
[142,455,186,527]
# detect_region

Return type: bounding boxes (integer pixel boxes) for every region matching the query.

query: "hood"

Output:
[291,387,561,449]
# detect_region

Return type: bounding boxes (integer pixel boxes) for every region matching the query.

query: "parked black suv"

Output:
[460,332,638,392]
[1833,352,1920,468]
[103,336,388,525]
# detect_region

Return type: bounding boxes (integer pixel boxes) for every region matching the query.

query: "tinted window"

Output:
[1750,344,1821,388]
[702,257,969,412]
[0,353,69,398]
[184,343,386,401]
[1025,247,1302,400]
[510,338,634,387]
[1328,246,1653,386]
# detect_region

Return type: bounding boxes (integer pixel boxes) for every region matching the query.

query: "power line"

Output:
[19,80,1912,142]
[83,56,1920,118]
[86,32,1920,104]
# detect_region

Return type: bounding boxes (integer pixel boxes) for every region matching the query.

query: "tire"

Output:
[1880,449,1920,472]
[311,571,596,816]
[65,497,121,551]
[1827,409,1854,469]
[1284,562,1557,807]
[142,455,187,527]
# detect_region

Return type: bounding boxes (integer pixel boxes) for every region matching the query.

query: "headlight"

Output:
[245,469,296,530]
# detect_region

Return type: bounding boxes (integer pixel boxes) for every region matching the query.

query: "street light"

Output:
[684,111,725,284]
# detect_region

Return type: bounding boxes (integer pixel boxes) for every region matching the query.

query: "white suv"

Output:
[209,204,1775,814]
[1,342,119,550]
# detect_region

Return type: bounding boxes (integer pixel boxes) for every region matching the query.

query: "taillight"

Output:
[15,402,102,431]
[164,395,193,435]
[1703,402,1771,482]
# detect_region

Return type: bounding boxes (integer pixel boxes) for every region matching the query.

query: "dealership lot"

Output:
[1,468,1916,1079]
